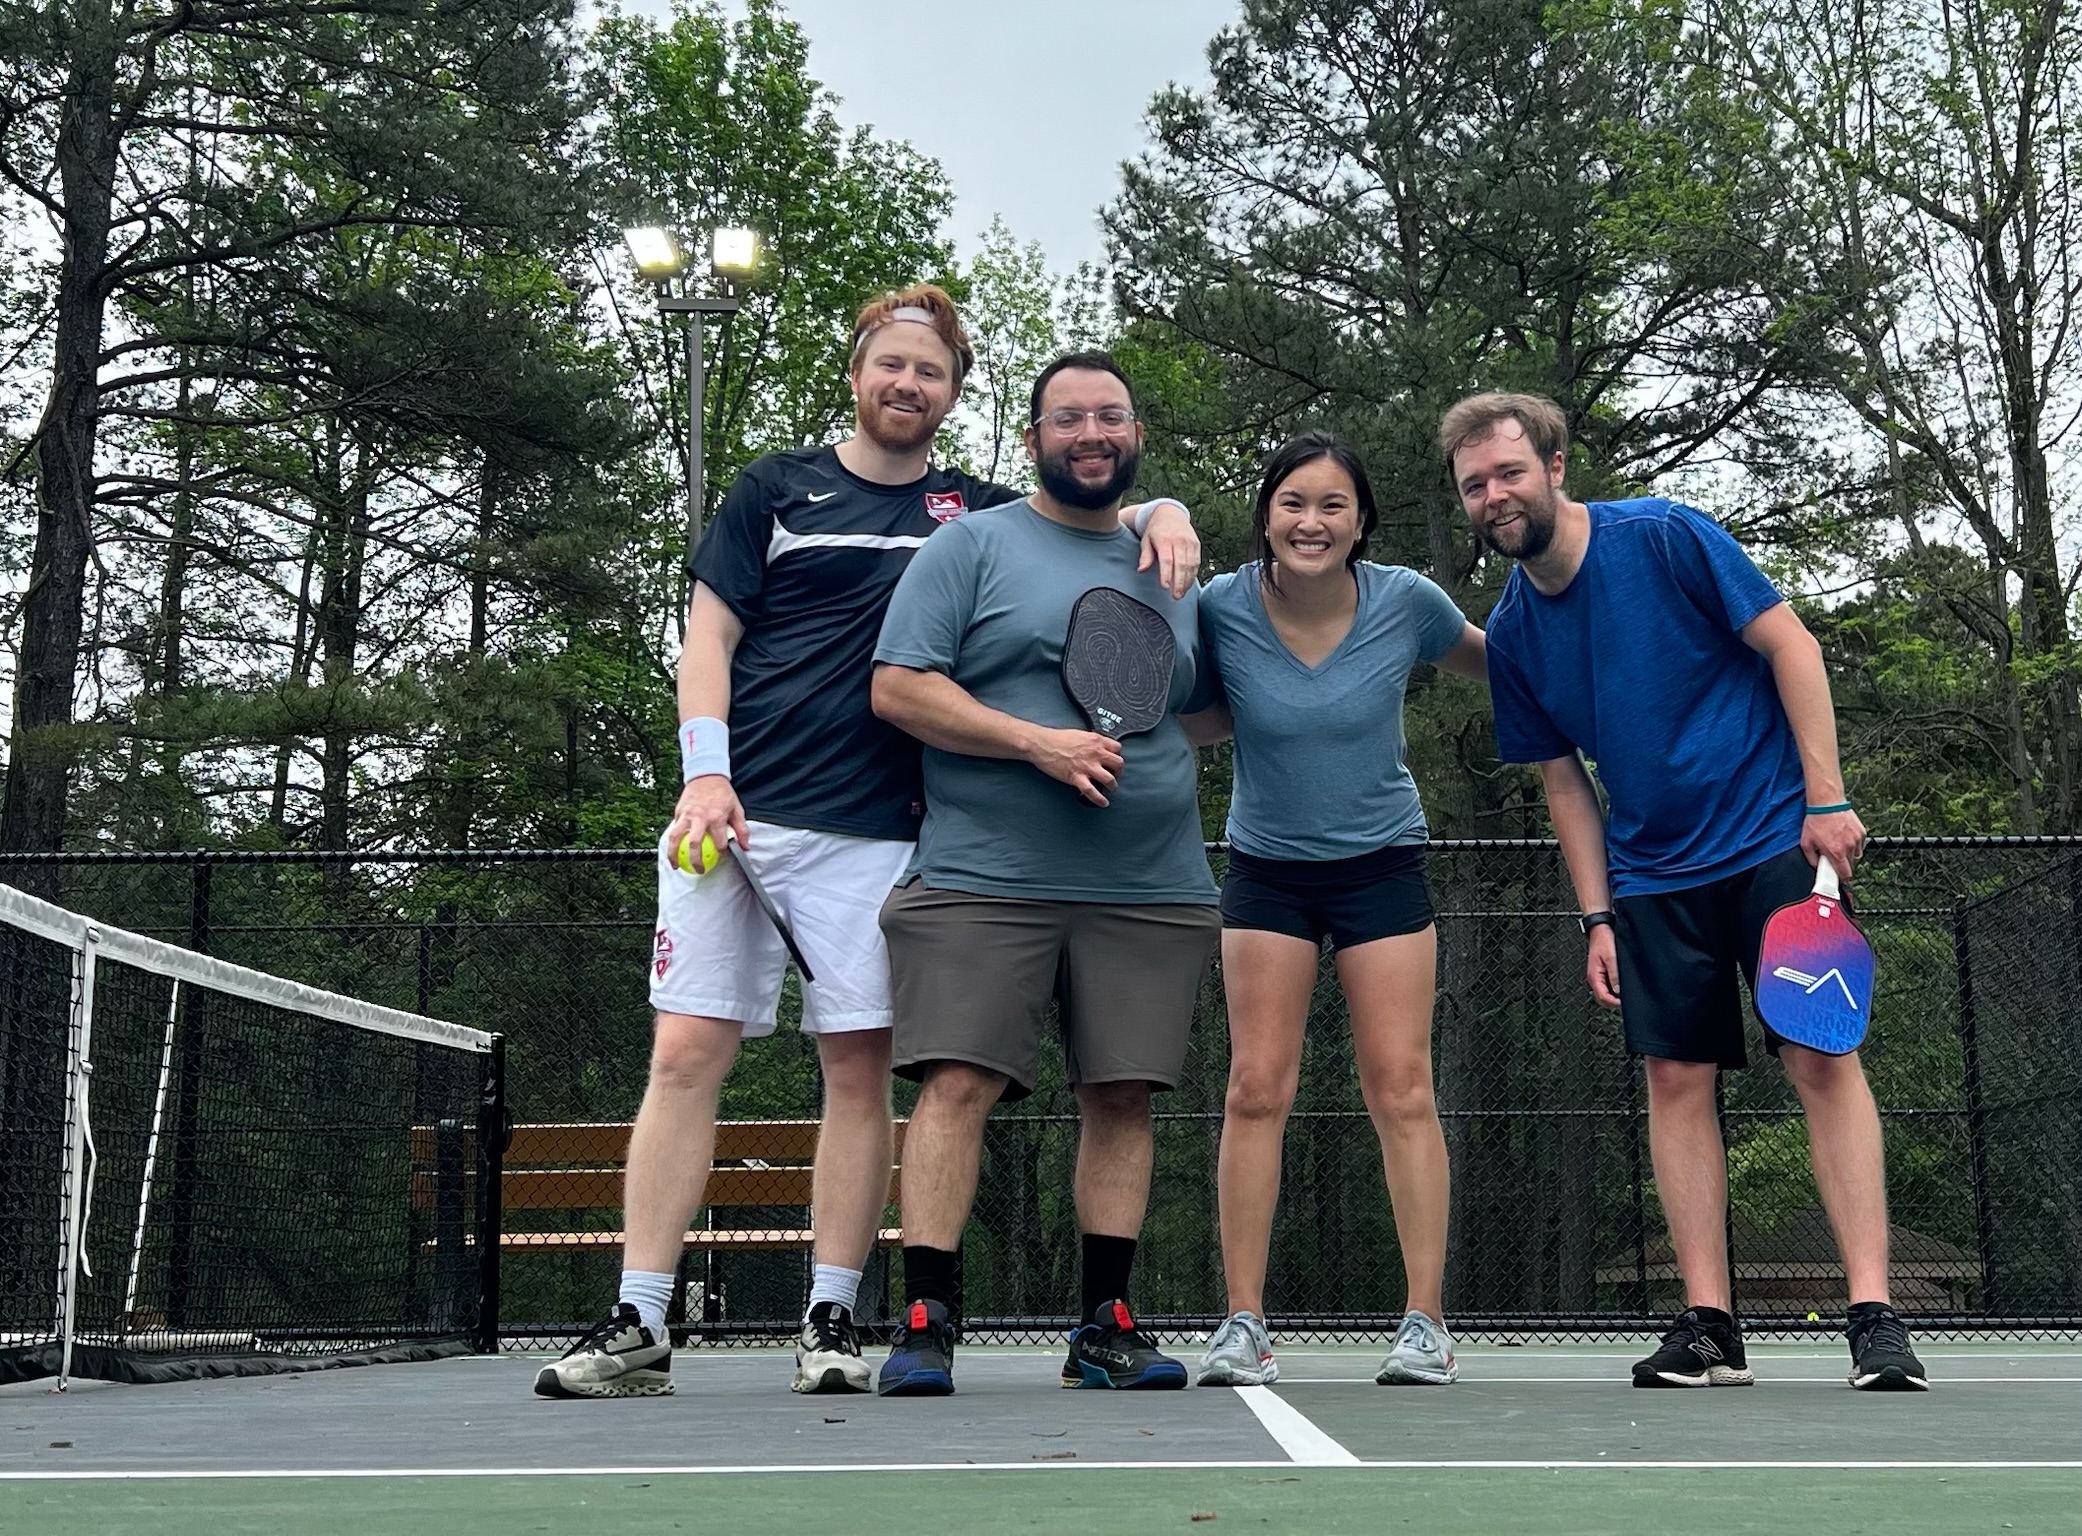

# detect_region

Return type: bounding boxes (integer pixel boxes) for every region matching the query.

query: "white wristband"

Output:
[1129,497,1189,537]
[680,717,730,781]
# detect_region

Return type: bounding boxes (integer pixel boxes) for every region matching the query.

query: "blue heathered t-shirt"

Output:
[1484,498,1806,897]
[872,500,1218,905]
[1201,562,1467,861]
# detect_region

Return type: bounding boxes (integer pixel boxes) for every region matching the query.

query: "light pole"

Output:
[623,225,762,565]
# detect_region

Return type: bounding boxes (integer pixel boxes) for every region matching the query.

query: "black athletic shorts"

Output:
[1614,844,1824,1068]
[1219,842,1435,952]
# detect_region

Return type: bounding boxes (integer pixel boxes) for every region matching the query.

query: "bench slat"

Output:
[498,1227,903,1252]
[498,1166,900,1212]
[497,1119,908,1167]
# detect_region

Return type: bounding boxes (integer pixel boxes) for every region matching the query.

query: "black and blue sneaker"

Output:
[877,1299,956,1396]
[1062,1300,1188,1390]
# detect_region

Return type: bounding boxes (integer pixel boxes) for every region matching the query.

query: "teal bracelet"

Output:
[1805,802,1852,815]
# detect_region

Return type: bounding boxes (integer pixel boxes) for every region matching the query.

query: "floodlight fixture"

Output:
[711,226,760,279]
[623,225,682,279]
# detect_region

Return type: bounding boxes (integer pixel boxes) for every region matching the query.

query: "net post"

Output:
[473,1033,507,1355]
[1952,901,1997,1311]
[1715,1070,1736,1317]
[55,936,99,1392]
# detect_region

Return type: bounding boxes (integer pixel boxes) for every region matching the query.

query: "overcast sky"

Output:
[618,0,1242,273]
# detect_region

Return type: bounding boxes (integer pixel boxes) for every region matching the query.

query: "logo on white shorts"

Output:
[653,926,674,980]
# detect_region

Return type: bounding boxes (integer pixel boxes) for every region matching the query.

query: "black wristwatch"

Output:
[1578,910,1615,936]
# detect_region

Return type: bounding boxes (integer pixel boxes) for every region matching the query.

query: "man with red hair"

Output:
[534,286,1197,1400]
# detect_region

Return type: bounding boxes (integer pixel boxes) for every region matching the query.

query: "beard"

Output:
[1475,482,1559,562]
[855,391,941,453]
[1036,439,1141,511]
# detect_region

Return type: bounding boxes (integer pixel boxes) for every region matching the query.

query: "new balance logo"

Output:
[1693,1337,1723,1362]
[1770,965,1859,1008]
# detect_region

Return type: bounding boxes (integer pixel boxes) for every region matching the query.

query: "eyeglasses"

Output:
[1034,406,1137,435]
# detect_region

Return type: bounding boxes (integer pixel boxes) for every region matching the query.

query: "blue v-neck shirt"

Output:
[1200,561,1466,861]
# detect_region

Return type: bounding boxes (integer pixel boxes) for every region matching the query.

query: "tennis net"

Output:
[0,881,504,1387]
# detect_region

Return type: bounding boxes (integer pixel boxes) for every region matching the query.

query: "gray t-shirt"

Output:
[1201,561,1466,861]
[873,500,1218,904]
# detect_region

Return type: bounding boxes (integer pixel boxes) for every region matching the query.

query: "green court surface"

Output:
[6,1343,2077,1535]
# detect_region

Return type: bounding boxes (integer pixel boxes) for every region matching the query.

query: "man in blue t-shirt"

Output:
[532,290,1198,1405]
[1441,391,1928,1394]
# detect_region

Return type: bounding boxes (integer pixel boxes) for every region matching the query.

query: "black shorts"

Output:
[1614,845,1823,1068]
[1220,843,1435,952]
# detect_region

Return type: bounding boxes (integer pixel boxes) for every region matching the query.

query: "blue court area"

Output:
[5,1341,2077,1535]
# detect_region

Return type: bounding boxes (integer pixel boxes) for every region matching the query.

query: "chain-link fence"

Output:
[3,839,2077,1344]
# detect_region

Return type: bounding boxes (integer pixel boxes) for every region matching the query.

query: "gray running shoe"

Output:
[792,1301,872,1394]
[1197,1310,1278,1386]
[1375,1310,1458,1385]
[533,1302,674,1398]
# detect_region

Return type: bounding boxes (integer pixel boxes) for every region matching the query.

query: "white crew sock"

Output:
[618,1269,676,1338]
[807,1263,863,1315]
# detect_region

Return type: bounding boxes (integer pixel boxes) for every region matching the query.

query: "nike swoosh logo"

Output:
[806,491,838,502]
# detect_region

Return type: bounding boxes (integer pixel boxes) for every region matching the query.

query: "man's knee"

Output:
[1075,1078,1152,1126]
[648,1012,741,1093]
[1643,1055,1718,1111]
[1780,1043,1869,1098]
[817,1028,893,1105]
[917,1060,1008,1121]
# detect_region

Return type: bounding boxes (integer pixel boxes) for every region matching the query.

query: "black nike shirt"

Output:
[690,445,1023,841]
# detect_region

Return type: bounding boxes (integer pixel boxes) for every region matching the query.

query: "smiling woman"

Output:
[1187,430,1488,1392]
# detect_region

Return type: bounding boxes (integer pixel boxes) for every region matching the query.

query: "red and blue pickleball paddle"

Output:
[1754,857,1874,1055]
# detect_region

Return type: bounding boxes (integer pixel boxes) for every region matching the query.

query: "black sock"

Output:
[902,1245,960,1310]
[1081,1233,1138,1321]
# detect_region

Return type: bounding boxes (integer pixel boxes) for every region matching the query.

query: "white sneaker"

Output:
[793,1301,872,1394]
[1198,1310,1278,1386]
[1375,1310,1457,1385]
[533,1303,674,1398]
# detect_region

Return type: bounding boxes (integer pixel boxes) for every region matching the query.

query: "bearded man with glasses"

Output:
[868,350,1222,1396]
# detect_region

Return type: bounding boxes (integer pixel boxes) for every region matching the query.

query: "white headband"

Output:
[851,305,944,361]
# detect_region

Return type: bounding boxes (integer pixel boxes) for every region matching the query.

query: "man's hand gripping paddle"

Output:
[1062,587,1175,740]
[1754,858,1873,1055]
[676,827,815,983]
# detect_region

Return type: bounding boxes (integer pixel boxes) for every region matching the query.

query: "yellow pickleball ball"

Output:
[1806,1311,1820,1322]
[674,832,722,875]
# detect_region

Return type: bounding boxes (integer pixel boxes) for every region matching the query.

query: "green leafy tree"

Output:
[1697,0,2082,831]
[0,0,590,880]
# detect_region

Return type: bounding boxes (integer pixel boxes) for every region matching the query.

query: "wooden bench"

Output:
[492,1118,907,1329]
[491,1118,906,1253]
[412,1117,907,1328]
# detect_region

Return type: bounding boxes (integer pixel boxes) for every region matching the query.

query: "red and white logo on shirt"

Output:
[924,491,968,522]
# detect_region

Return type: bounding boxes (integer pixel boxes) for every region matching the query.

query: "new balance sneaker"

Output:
[1375,1310,1458,1385]
[1062,1300,1188,1390]
[1846,1302,1930,1391]
[1198,1310,1278,1386]
[877,1298,956,1396]
[532,1302,673,1398]
[792,1301,871,1394]
[1631,1307,1754,1387]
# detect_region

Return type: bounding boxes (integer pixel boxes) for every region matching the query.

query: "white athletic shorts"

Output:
[648,819,914,1036]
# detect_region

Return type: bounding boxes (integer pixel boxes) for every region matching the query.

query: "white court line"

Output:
[1272,1375,2082,1385]
[2,1460,2077,1481]
[1233,1385,1361,1466]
